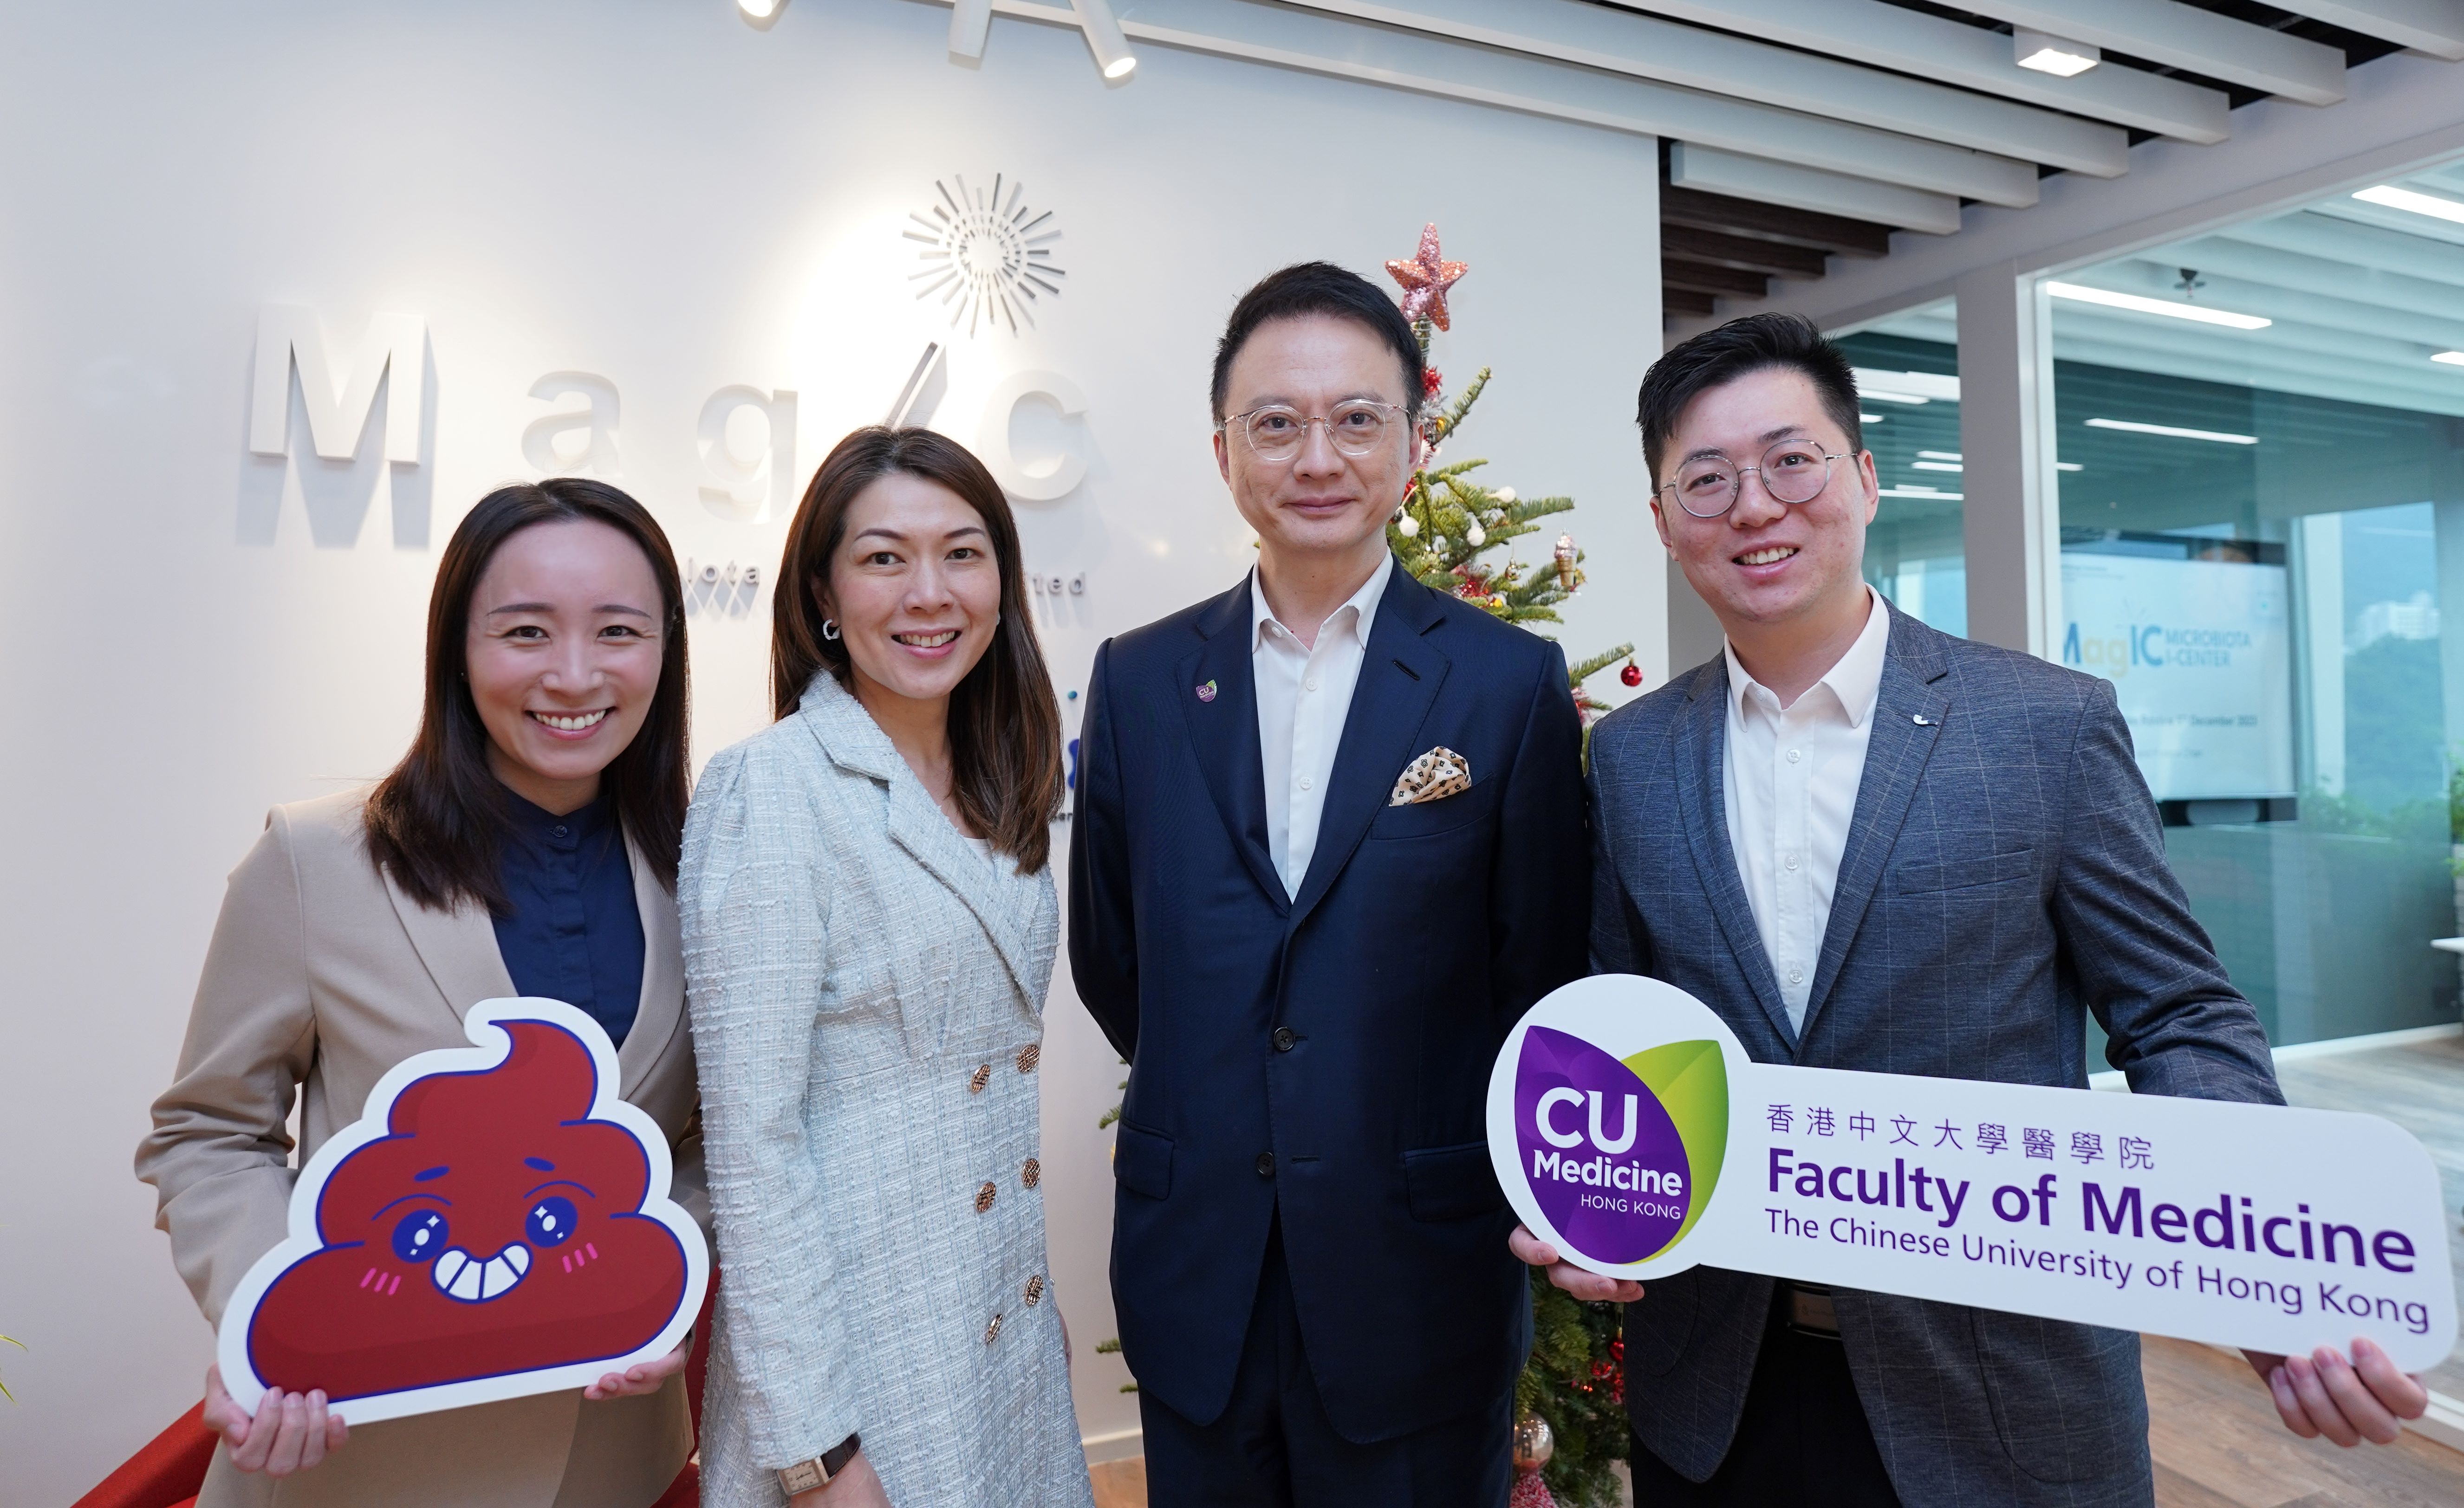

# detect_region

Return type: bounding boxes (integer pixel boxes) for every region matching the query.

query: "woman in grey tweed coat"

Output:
[683,427,1093,1508]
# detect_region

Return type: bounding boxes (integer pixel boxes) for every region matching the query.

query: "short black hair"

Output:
[1635,313,1863,483]
[1210,261,1425,423]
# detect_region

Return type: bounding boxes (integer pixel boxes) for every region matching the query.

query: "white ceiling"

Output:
[1857,159,2464,420]
[988,1,2460,228]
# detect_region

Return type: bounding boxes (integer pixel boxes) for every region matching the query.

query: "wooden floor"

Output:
[2272,1031,2464,1401]
[2147,1333,2464,1507]
[1090,1456,1144,1508]
[1086,1035,2464,1508]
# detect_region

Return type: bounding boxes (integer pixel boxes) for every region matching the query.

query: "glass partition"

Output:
[2047,159,2464,1047]
[1839,315,1966,637]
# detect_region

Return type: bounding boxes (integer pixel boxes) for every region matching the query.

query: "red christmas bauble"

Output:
[1620,661,1644,687]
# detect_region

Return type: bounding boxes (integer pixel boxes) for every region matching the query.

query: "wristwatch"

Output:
[778,1433,862,1496]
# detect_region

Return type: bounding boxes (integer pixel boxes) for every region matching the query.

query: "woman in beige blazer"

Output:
[137,479,706,1508]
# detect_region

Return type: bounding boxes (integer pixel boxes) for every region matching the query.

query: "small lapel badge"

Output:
[1912,713,1936,726]
[1195,679,1218,703]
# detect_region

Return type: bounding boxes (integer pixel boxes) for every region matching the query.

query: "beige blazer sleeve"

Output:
[137,806,318,1326]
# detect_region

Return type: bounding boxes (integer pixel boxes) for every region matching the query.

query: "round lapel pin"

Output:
[1196,679,1218,703]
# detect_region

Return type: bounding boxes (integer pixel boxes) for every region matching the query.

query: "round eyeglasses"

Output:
[1658,440,1858,518]
[1218,401,1411,462]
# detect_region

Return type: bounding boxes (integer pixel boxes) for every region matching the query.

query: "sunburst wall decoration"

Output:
[904,174,1065,337]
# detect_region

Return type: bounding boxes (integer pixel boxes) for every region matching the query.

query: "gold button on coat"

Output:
[1025,1274,1045,1306]
[974,1181,997,1213]
[1016,1043,1040,1074]
[1022,1158,1041,1189]
[969,1063,991,1094]
[984,1312,1004,1344]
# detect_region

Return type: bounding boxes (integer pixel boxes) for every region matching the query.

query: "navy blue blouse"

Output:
[492,788,644,1047]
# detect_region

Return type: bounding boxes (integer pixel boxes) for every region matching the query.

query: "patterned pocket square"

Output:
[1389,747,1472,806]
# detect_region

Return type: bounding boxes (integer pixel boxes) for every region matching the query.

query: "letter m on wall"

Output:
[249,305,426,464]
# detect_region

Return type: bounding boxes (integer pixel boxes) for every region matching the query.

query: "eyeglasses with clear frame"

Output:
[1217,400,1413,462]
[1657,439,1859,519]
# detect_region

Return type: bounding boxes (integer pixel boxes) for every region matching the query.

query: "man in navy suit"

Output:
[1516,313,2429,1505]
[1070,262,1590,1505]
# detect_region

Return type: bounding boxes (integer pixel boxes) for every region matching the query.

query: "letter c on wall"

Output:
[1536,1088,1585,1150]
[981,369,1088,503]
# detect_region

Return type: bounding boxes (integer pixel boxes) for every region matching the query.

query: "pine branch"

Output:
[1567,645,1634,686]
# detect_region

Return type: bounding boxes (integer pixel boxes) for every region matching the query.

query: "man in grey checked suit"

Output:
[1515,314,2431,1505]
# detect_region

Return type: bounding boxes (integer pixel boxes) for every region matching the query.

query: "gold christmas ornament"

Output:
[1554,533,1578,591]
[1512,1414,1555,1471]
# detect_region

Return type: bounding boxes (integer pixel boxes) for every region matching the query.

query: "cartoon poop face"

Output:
[245,1019,688,1403]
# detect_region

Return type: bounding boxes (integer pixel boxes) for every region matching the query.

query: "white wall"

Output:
[0,2,1662,1498]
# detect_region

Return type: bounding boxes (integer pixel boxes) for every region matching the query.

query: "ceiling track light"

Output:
[1073,0,1137,80]
[2045,281,2270,330]
[2433,351,2464,367]
[737,0,781,23]
[949,0,990,60]
[2014,26,2100,78]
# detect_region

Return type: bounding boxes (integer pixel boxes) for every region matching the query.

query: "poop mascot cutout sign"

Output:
[217,999,709,1424]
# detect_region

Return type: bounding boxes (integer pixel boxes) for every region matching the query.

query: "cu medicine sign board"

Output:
[2060,552,2296,803]
[1490,977,2455,1369]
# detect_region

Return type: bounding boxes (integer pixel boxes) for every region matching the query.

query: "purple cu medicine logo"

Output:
[1514,1026,1729,1265]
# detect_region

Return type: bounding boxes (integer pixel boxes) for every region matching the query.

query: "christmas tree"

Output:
[1382,224,1636,722]
[1385,224,1631,1508]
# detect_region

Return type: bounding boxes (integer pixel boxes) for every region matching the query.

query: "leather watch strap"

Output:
[777,1432,862,1495]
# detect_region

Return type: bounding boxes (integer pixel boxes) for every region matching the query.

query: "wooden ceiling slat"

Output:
[1663,185,1893,259]
[1662,223,1831,279]
[1664,257,1771,298]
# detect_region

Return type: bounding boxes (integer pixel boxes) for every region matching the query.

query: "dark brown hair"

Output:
[773,427,1064,874]
[1636,312,1863,483]
[364,479,689,912]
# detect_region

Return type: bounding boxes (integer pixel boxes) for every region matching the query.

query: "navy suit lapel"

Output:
[1289,563,1448,930]
[1798,607,1952,1044]
[1177,577,1287,915]
[1672,657,1797,1051]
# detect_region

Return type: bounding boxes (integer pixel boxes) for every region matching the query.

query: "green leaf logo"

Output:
[1622,1039,1727,1250]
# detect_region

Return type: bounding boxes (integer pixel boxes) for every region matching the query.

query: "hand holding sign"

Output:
[1493,977,2455,1381]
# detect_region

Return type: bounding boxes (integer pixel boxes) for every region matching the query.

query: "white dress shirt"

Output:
[1722,589,1891,1035]
[1254,562,1390,898]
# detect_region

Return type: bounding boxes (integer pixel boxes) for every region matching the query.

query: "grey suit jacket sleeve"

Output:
[682,744,859,1471]
[136,809,316,1327]
[2054,678,2282,1106]
[1586,745,1651,979]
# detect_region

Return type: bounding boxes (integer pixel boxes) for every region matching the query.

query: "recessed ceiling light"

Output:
[2433,351,2464,367]
[2085,417,2259,445]
[2047,282,2270,330]
[2056,461,2083,472]
[2353,185,2464,227]
[1912,461,1963,472]
[1859,413,1883,423]
[1917,450,1963,461]
[2015,27,2100,77]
